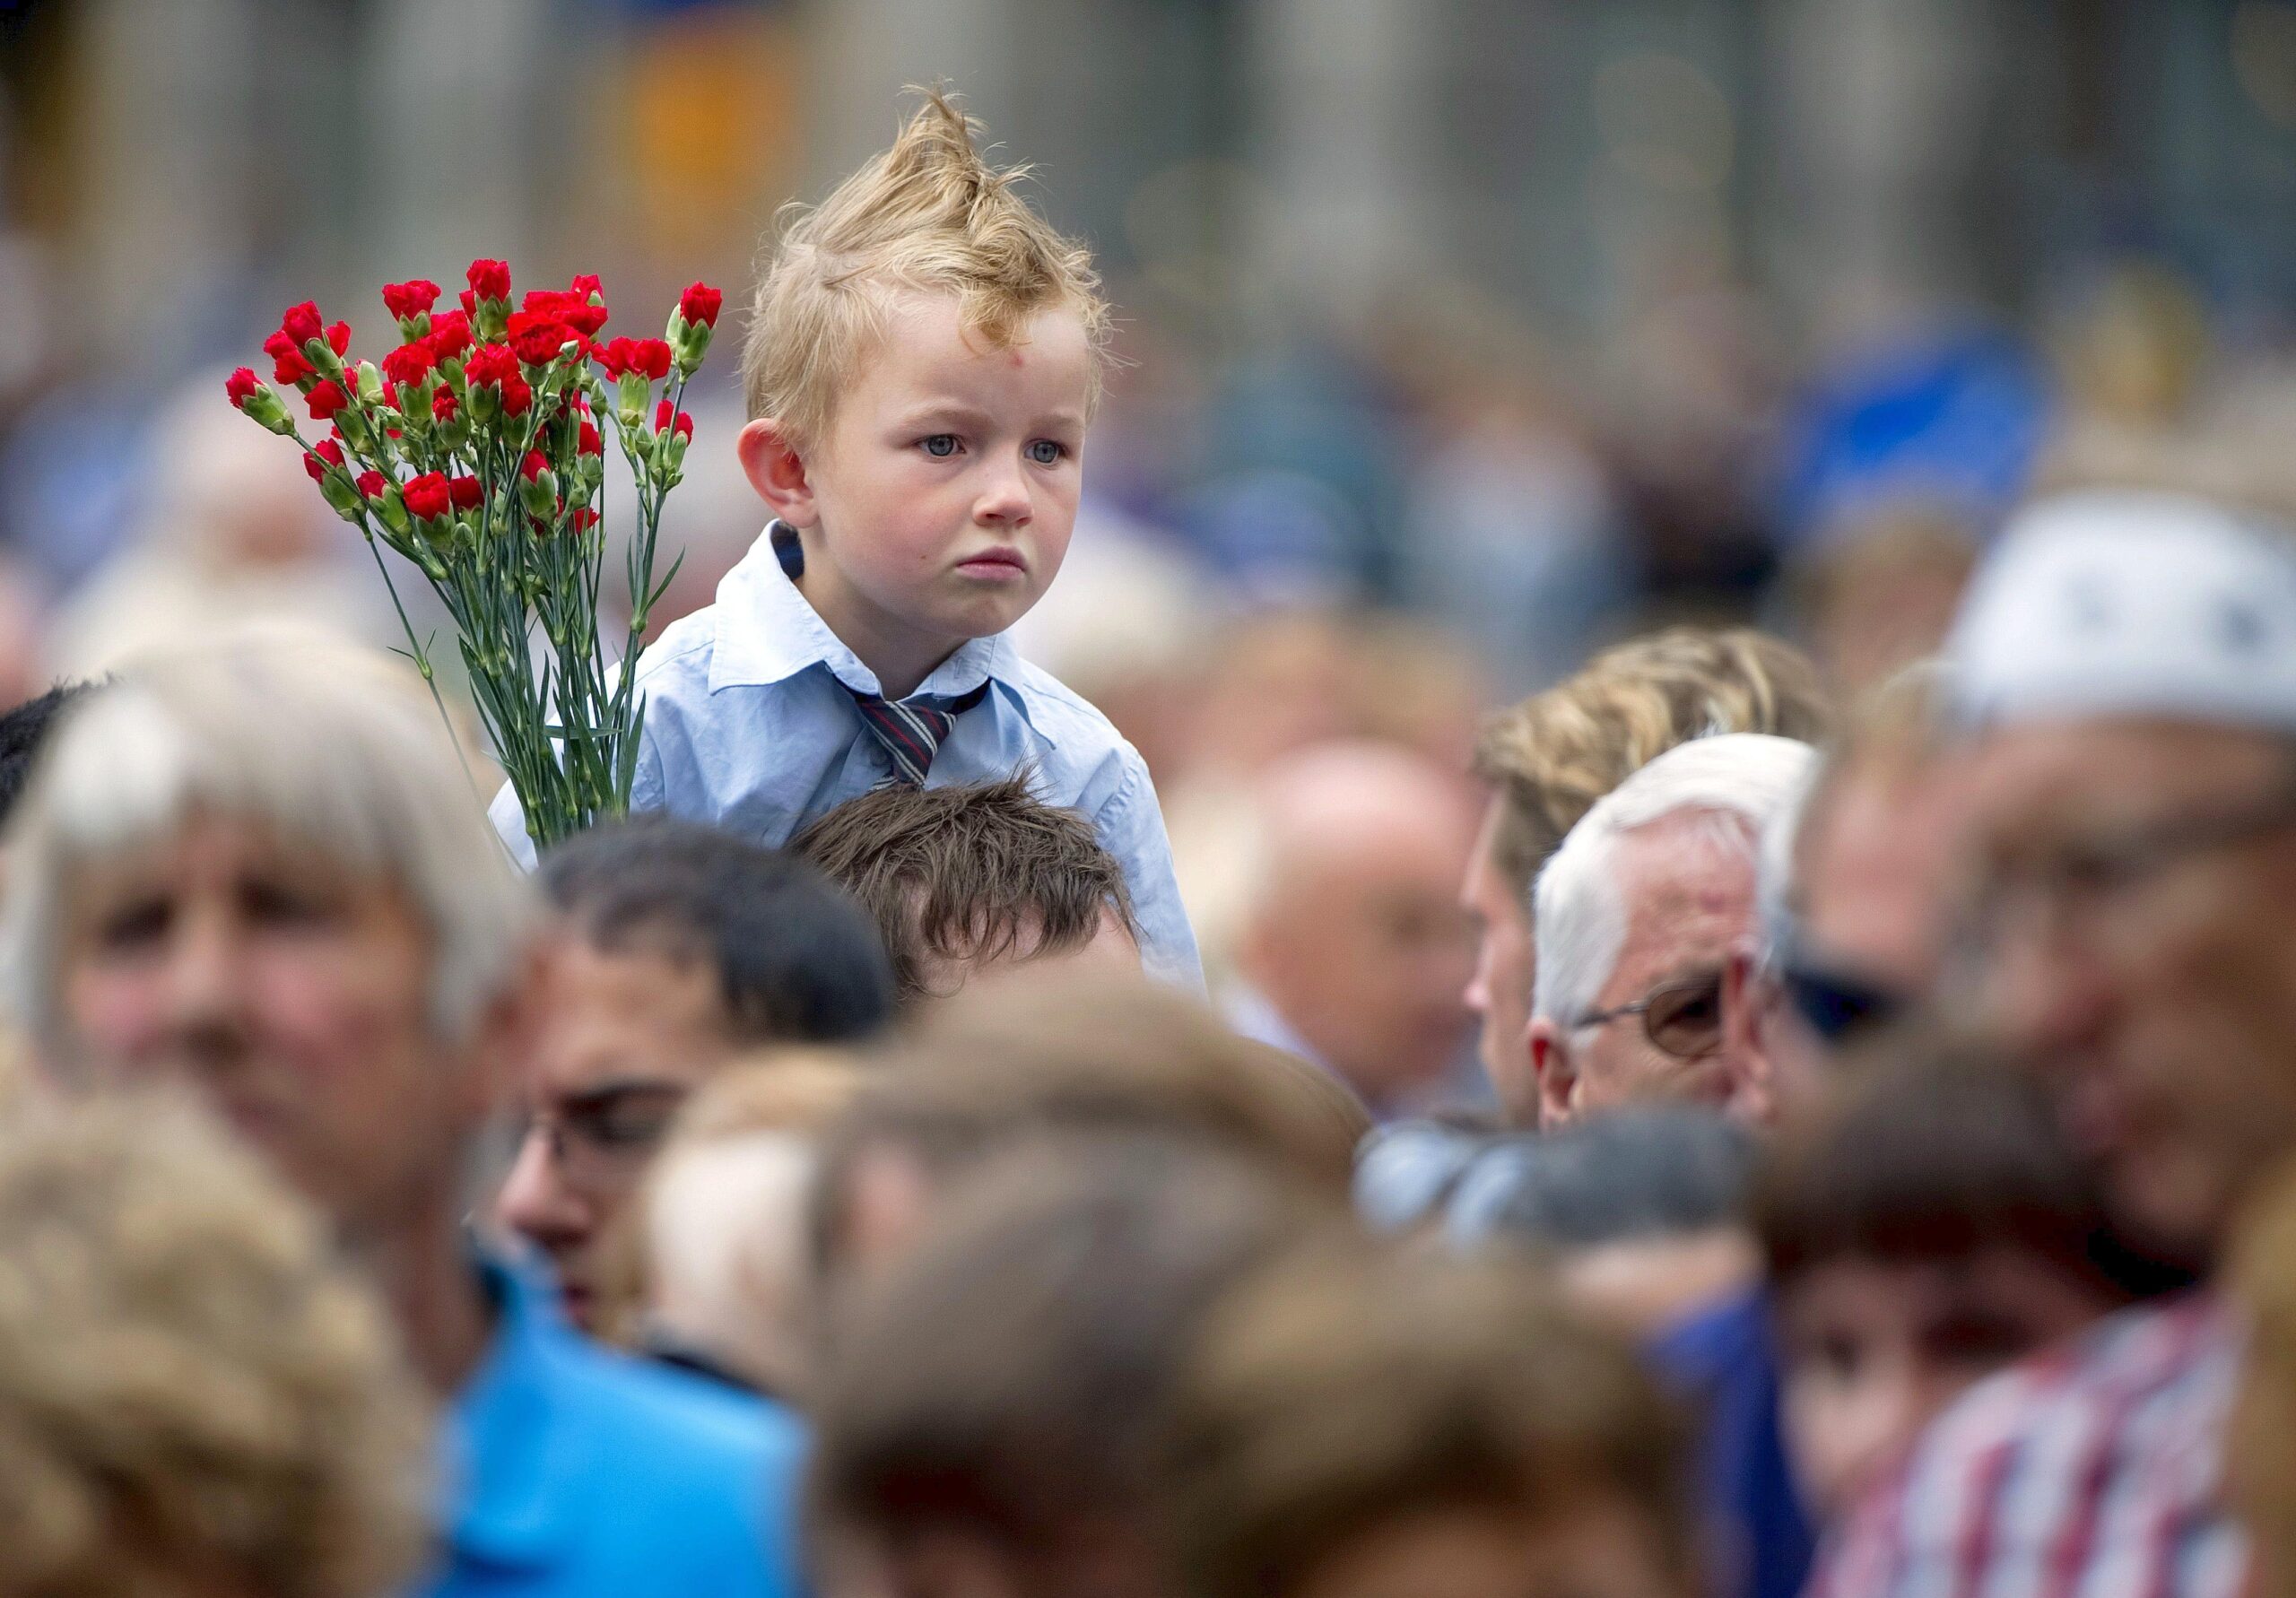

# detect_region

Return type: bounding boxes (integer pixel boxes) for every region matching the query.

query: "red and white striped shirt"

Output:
[1808,1294,2247,1598]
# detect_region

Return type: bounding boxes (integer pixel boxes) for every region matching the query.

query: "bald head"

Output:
[1237,743,1477,1111]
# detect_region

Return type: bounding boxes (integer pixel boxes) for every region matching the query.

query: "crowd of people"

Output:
[4,87,2296,1598]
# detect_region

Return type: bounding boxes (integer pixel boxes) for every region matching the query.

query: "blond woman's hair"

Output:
[0,1091,430,1598]
[742,87,1110,448]
[1472,627,1834,903]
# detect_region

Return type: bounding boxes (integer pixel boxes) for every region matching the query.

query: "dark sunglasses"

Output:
[1779,959,1904,1046]
[1572,969,1725,1061]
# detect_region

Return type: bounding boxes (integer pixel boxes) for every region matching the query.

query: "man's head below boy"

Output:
[791,777,1141,1010]
[737,90,1109,698]
[1753,1038,2158,1517]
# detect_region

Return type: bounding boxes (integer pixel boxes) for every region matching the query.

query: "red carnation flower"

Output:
[264,330,314,386]
[425,310,473,361]
[281,301,324,345]
[459,287,477,318]
[507,310,578,367]
[306,379,350,421]
[467,258,512,302]
[402,473,452,522]
[501,373,533,417]
[382,279,441,320]
[356,471,387,499]
[225,367,260,408]
[448,474,483,512]
[305,437,347,482]
[381,342,435,390]
[432,386,459,423]
[326,321,352,356]
[578,419,603,456]
[654,400,693,440]
[570,507,601,534]
[520,449,549,483]
[631,338,672,381]
[680,282,723,328]
[571,273,603,300]
[522,287,608,340]
[464,344,519,388]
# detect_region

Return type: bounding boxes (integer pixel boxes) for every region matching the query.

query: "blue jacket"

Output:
[419,1263,807,1597]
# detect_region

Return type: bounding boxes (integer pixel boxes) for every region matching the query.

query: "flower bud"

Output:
[518,451,559,519]
[225,368,296,435]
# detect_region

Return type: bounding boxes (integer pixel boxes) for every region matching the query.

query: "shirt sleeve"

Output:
[1091,750,1205,994]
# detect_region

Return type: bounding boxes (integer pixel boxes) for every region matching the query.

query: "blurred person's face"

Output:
[1531,816,1752,1126]
[740,291,1089,698]
[1247,809,1475,1113]
[1294,1498,1685,1598]
[1462,796,1539,1126]
[912,905,1143,1007]
[49,812,500,1236]
[1726,762,1967,1125]
[493,931,743,1327]
[1951,718,2296,1267]
[1777,1247,2120,1517]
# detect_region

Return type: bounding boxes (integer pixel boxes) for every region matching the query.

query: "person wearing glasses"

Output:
[493,816,894,1333]
[1807,488,2296,1598]
[1721,664,1967,1124]
[1526,733,1817,1130]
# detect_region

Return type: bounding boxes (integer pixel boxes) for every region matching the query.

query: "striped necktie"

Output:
[848,682,990,788]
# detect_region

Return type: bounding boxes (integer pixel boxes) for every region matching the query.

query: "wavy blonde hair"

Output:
[0,1091,430,1598]
[1472,627,1834,902]
[741,87,1110,449]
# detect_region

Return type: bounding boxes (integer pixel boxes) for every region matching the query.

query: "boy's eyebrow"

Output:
[889,400,1088,433]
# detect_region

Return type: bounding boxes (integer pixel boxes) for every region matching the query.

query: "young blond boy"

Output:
[491,91,1200,984]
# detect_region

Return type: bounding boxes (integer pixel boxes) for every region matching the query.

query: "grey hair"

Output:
[1531,733,1817,1028]
[0,629,535,1052]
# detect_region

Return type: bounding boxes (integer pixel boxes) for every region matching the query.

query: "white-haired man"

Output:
[1813,489,2296,1598]
[1527,732,1817,1127]
[0,633,805,1598]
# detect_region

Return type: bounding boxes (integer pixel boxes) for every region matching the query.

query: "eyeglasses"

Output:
[516,1081,689,1194]
[1571,969,1725,1061]
[1779,957,1905,1046]
[1961,783,2296,953]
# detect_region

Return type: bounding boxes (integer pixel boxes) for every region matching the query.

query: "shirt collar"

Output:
[440,1258,589,1573]
[708,525,1023,702]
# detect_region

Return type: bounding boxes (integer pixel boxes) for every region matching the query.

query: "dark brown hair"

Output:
[810,1138,1326,1582]
[790,776,1137,1008]
[1753,1033,2137,1295]
[1161,1249,1695,1598]
[1472,626,1834,899]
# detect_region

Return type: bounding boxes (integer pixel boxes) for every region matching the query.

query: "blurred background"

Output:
[4,0,2296,1054]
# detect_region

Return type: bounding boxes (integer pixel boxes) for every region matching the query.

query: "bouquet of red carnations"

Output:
[228,259,722,850]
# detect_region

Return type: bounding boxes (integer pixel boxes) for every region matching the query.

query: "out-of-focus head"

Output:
[1790,502,1979,699]
[790,776,1140,1011]
[1439,1107,1760,1339]
[1754,1035,2142,1516]
[613,1052,865,1399]
[493,817,891,1325]
[1941,489,2296,1268]
[1466,628,1832,1126]
[812,974,1370,1292]
[812,1137,1326,1598]
[0,632,535,1238]
[1529,734,1817,1128]
[1735,663,1961,1118]
[1233,741,1478,1114]
[1160,1248,1696,1598]
[0,680,95,836]
[0,1091,429,1598]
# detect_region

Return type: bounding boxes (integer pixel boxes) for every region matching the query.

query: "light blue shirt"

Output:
[422,1260,805,1597]
[490,529,1204,987]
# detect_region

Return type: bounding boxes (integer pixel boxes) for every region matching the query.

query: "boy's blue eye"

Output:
[920,434,960,458]
[1027,439,1065,465]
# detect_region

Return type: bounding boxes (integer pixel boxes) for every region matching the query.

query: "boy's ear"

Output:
[737,419,817,527]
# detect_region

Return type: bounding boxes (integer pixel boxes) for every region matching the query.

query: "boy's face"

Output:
[792,291,1090,682]
[1776,1248,2118,1516]
[1296,1498,1685,1598]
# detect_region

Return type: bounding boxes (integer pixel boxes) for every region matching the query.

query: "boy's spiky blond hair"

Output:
[742,88,1109,448]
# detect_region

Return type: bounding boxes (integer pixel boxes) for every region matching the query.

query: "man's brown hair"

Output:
[790,776,1137,1007]
[811,1139,1327,1590]
[1473,626,1834,901]
[1161,1248,1694,1598]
